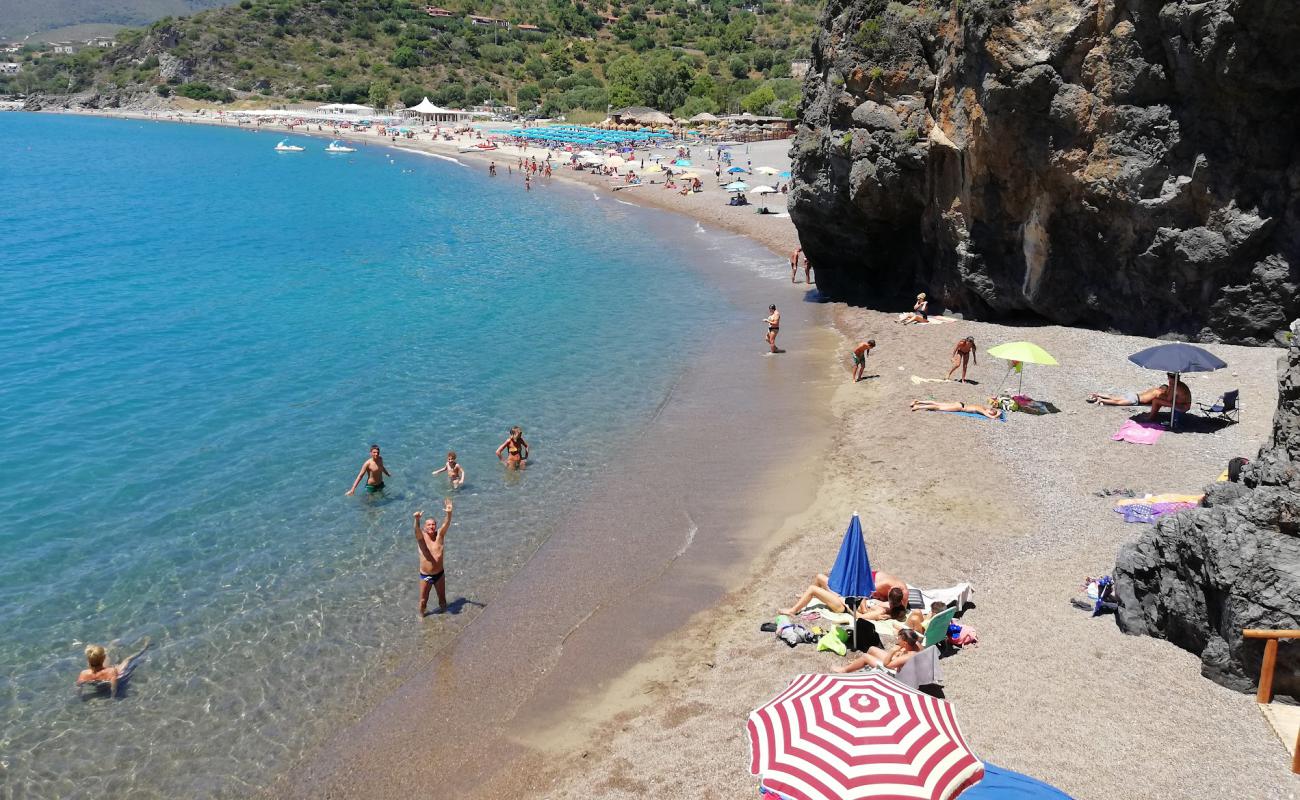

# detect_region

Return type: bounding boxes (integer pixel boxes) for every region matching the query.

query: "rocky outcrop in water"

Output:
[789,0,1300,344]
[1115,321,1300,694]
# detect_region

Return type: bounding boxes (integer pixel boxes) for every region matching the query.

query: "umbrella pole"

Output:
[1171,372,1181,430]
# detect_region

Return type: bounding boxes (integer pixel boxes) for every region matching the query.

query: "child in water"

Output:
[431,451,466,488]
[77,638,150,697]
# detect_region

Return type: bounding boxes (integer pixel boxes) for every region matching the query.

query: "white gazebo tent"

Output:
[405,97,475,124]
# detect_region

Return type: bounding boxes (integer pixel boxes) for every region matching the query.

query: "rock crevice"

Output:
[790,0,1300,343]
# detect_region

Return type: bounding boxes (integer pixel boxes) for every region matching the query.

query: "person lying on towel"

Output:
[779,571,908,620]
[910,398,1002,419]
[832,627,924,673]
[1087,375,1190,414]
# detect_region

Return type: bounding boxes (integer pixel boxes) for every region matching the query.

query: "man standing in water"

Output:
[947,336,978,383]
[414,499,454,617]
[790,247,802,283]
[347,444,391,496]
[765,304,781,353]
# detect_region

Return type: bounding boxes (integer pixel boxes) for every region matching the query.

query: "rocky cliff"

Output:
[1115,321,1300,695]
[789,0,1300,344]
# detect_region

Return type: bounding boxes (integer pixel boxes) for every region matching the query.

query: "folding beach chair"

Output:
[1198,389,1240,423]
[924,607,957,650]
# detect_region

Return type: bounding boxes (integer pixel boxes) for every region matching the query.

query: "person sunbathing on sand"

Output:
[910,398,1003,419]
[779,571,908,617]
[1088,374,1190,418]
[898,293,929,324]
[831,628,923,673]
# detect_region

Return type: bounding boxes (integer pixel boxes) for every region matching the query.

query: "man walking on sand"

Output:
[413,499,454,617]
[790,247,802,283]
[851,339,876,382]
[765,304,781,353]
[947,336,978,383]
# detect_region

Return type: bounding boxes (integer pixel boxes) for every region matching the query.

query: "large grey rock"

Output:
[790,0,1300,344]
[1115,322,1300,695]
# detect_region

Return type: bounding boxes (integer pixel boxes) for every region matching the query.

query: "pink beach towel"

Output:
[1112,420,1164,445]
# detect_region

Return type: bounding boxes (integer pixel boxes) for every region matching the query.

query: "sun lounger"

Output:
[923,607,958,648]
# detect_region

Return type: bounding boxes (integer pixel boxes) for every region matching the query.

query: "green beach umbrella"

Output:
[987,341,1058,395]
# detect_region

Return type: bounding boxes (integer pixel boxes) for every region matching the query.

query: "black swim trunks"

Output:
[420,570,444,584]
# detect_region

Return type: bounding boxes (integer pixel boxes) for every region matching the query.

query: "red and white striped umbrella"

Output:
[747,672,984,800]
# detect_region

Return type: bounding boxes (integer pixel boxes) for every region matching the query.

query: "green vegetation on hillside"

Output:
[1,0,824,119]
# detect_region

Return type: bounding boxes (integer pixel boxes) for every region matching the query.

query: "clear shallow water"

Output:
[0,113,739,798]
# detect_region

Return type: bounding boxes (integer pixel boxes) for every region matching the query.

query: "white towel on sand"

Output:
[911,582,974,611]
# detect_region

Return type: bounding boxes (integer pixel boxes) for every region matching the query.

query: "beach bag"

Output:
[952,625,978,647]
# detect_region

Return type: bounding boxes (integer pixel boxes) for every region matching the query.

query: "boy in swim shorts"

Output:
[347,444,391,496]
[413,499,454,618]
[851,339,876,382]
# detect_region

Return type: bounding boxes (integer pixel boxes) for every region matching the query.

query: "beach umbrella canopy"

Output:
[754,166,781,175]
[780,170,792,179]
[748,672,985,800]
[674,158,692,166]
[963,763,1073,799]
[678,171,700,180]
[724,180,750,191]
[826,513,874,599]
[986,342,1058,366]
[988,341,1057,395]
[643,163,663,173]
[728,166,747,173]
[1127,342,1227,374]
[606,156,626,168]
[750,185,779,195]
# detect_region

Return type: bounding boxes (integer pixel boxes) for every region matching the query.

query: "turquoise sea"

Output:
[0,113,758,797]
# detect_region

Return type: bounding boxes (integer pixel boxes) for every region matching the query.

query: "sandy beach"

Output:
[42,106,1300,798]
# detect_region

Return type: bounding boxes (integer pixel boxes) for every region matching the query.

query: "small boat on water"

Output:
[274,140,305,152]
[325,140,356,153]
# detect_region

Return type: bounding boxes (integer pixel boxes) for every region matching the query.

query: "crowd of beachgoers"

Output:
[48,104,1299,799]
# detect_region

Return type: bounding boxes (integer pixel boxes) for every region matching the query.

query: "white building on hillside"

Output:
[1,62,20,75]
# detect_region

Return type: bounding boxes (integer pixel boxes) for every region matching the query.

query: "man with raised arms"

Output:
[413,499,454,618]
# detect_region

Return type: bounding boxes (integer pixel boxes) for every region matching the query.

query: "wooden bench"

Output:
[1245,628,1300,773]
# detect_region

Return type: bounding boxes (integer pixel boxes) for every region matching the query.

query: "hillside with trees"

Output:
[2,0,823,119]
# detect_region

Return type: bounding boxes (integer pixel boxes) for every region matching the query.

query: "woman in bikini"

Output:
[831,627,924,673]
[910,397,1003,419]
[495,426,529,470]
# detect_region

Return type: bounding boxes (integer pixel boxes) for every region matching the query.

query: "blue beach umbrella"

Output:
[964,763,1075,799]
[724,180,749,191]
[827,513,875,600]
[1127,342,1226,430]
[728,166,747,174]
[674,158,691,166]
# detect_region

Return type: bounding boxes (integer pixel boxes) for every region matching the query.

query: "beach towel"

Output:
[910,375,949,384]
[953,411,1006,422]
[911,583,975,612]
[915,315,957,325]
[1113,495,1202,523]
[1112,419,1164,445]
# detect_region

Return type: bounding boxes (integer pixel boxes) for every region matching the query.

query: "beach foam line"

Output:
[394,147,466,167]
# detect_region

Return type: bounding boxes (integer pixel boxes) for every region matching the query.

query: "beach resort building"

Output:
[405,97,476,124]
[468,15,510,29]
[424,6,455,17]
